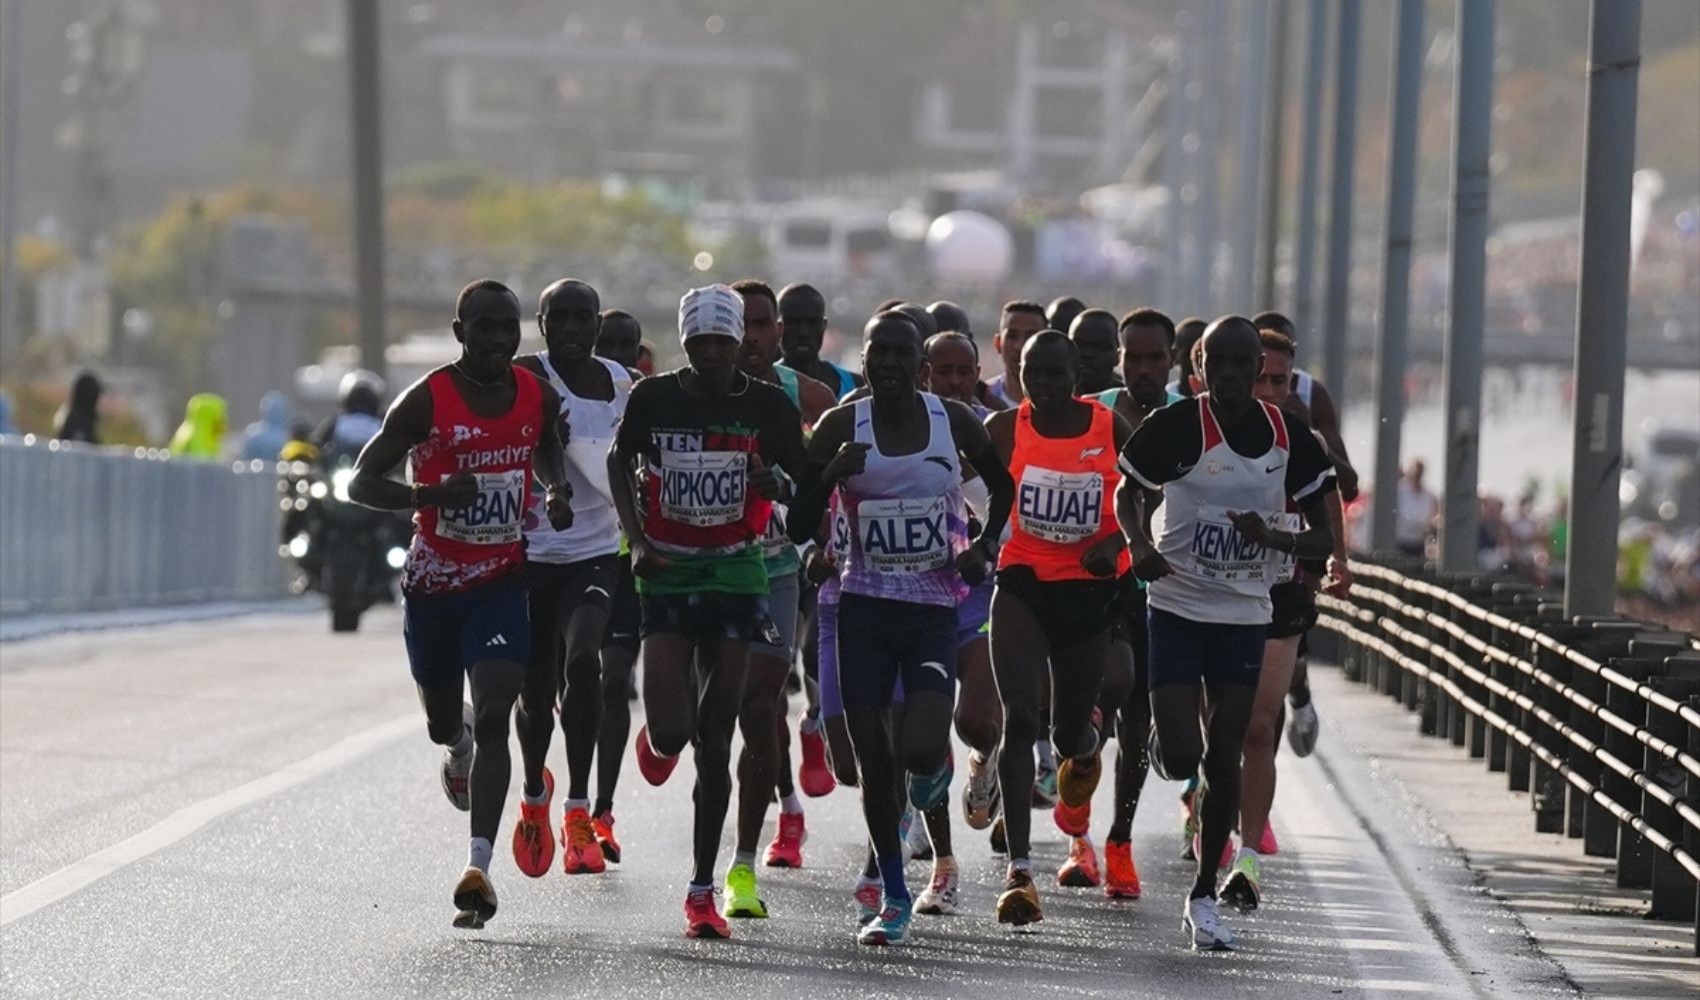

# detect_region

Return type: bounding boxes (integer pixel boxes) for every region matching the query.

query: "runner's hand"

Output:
[1227,510,1273,547]
[556,412,572,445]
[632,541,671,580]
[1130,544,1172,583]
[545,483,573,531]
[804,546,837,585]
[822,441,872,484]
[1324,555,1353,598]
[427,472,479,511]
[1079,534,1125,578]
[748,453,781,500]
[956,540,989,586]
[1335,462,1360,502]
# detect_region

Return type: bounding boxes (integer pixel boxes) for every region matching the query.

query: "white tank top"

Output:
[1148,398,1291,625]
[523,354,631,564]
[1293,368,1315,408]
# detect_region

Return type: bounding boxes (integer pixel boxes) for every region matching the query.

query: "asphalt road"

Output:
[0,609,1580,999]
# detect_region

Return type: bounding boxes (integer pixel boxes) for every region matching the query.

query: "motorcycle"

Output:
[280,455,408,632]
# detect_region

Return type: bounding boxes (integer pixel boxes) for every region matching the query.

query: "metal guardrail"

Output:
[1316,555,1700,955]
[0,437,289,615]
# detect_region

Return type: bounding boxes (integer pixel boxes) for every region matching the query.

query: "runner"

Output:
[1219,328,1351,915]
[778,282,863,398]
[984,331,1133,926]
[725,279,835,909]
[1086,307,1183,899]
[1167,317,1208,398]
[1068,308,1126,395]
[786,310,1014,946]
[1114,315,1337,951]
[608,283,809,939]
[1251,311,1360,501]
[983,300,1047,407]
[594,309,643,371]
[1045,296,1087,339]
[926,300,972,338]
[507,279,632,880]
[347,278,573,929]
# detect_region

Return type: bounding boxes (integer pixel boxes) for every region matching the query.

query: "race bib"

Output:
[659,450,747,527]
[761,502,793,560]
[438,470,526,545]
[1267,512,1305,583]
[1017,466,1104,544]
[857,496,951,574]
[828,504,851,558]
[1186,505,1271,582]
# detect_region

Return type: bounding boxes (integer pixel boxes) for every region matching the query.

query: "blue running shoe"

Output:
[856,896,914,946]
[906,763,953,812]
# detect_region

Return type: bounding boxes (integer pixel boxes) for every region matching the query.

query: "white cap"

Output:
[678,284,744,345]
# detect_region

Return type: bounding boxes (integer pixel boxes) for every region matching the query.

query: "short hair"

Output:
[1068,308,1118,337]
[896,302,937,338]
[777,282,824,312]
[866,309,922,346]
[927,300,971,336]
[1001,300,1046,326]
[1259,329,1296,358]
[874,297,908,314]
[730,279,777,311]
[600,308,635,324]
[456,278,516,320]
[1252,310,1295,338]
[925,330,979,362]
[1119,307,1177,347]
[1023,329,1079,364]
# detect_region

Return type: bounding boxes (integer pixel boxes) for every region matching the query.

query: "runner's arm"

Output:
[534,382,570,495]
[1307,381,1359,500]
[608,388,653,549]
[947,400,1012,553]
[785,405,856,546]
[348,382,452,511]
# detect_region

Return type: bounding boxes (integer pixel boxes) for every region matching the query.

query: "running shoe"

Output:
[635,724,679,786]
[1179,785,1201,860]
[1032,760,1059,808]
[451,867,497,929]
[1103,839,1142,900]
[592,810,622,864]
[1057,837,1101,888]
[915,861,960,915]
[989,815,1008,855]
[685,886,731,939]
[907,811,934,862]
[1183,895,1237,951]
[561,806,607,875]
[798,721,836,797]
[854,877,884,925]
[1056,754,1102,809]
[857,895,915,946]
[763,812,806,868]
[961,748,1001,830]
[1256,822,1279,856]
[995,868,1043,926]
[511,767,556,878]
[906,760,953,813]
[440,703,474,811]
[1221,850,1263,913]
[723,863,768,918]
[1053,796,1091,837]
[1287,700,1320,757]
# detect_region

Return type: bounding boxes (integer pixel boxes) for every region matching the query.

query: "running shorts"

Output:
[603,553,641,653]
[1147,606,1265,689]
[640,590,776,645]
[404,578,531,689]
[835,593,954,712]
[994,564,1120,647]
[751,570,802,662]
[1268,581,1319,640]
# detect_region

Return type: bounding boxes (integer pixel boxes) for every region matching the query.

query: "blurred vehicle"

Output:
[279,450,407,633]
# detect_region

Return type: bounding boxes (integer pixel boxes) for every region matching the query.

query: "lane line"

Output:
[0,712,418,927]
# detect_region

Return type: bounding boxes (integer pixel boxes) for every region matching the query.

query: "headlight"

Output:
[287,534,310,559]
[332,469,356,503]
[386,546,408,570]
[309,481,328,500]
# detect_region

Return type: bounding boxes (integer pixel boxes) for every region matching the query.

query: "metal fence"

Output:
[1316,555,1700,954]
[0,436,289,615]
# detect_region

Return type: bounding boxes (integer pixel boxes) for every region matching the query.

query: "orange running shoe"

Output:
[763,812,806,868]
[511,768,556,878]
[1053,796,1091,837]
[684,886,731,939]
[797,722,836,798]
[1056,754,1102,809]
[1057,837,1101,888]
[561,807,607,875]
[1103,839,1142,899]
[635,725,679,786]
[592,810,622,865]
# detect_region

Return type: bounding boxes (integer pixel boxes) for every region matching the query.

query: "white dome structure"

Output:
[925,211,1014,284]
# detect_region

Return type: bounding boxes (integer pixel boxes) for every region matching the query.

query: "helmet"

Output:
[337,369,387,416]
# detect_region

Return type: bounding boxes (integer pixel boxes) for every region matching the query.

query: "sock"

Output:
[780,792,804,815]
[688,880,713,895]
[799,715,821,735]
[734,849,757,870]
[522,783,548,807]
[1036,739,1057,770]
[877,853,910,901]
[856,871,883,891]
[468,837,494,873]
[450,724,473,758]
[1009,857,1033,876]
[565,798,590,815]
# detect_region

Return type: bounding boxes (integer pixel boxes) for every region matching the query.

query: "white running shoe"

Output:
[440,703,474,811]
[1286,701,1320,757]
[1183,896,1237,951]
[961,748,1001,830]
[915,862,960,915]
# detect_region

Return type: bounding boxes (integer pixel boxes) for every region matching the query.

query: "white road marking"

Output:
[0,713,418,927]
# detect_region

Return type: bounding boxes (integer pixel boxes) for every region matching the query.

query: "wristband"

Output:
[410,482,422,509]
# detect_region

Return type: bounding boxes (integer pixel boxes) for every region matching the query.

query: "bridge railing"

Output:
[0,437,290,616]
[1316,555,1700,955]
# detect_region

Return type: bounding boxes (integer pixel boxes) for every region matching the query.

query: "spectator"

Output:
[1508,494,1543,581]
[53,370,104,445]
[1478,495,1512,572]
[168,393,229,460]
[1395,459,1439,557]
[240,391,293,463]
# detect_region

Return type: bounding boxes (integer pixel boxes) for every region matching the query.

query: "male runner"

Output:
[1068,308,1126,395]
[509,279,632,879]
[984,331,1133,926]
[1045,296,1087,339]
[723,278,835,911]
[787,311,1013,946]
[778,282,863,398]
[348,279,573,928]
[927,300,972,338]
[983,300,1047,407]
[1167,317,1208,398]
[595,309,643,372]
[608,284,809,939]
[1114,315,1336,951]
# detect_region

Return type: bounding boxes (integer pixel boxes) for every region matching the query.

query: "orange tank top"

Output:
[1002,398,1129,582]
